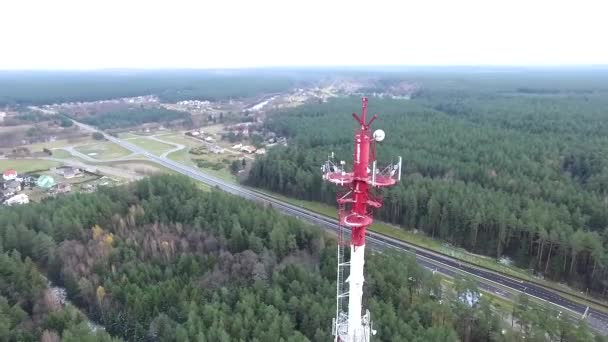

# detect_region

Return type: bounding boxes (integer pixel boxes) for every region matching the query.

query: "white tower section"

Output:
[347,245,369,341]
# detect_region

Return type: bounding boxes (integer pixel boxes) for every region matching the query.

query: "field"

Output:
[128,137,175,156]
[20,135,93,151]
[0,159,62,173]
[50,149,72,159]
[117,132,143,139]
[108,160,176,175]
[151,131,242,182]
[166,149,195,166]
[155,132,201,147]
[74,142,132,160]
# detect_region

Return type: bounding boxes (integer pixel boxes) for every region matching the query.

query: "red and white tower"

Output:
[323,98,401,342]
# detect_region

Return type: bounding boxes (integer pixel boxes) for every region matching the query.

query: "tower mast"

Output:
[323,98,401,342]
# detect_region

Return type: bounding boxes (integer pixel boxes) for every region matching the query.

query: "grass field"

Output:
[198,165,237,183]
[22,136,93,151]
[166,149,235,181]
[51,149,72,159]
[161,134,240,183]
[128,138,175,156]
[156,133,201,147]
[0,159,62,173]
[118,132,143,139]
[75,142,132,160]
[167,149,195,166]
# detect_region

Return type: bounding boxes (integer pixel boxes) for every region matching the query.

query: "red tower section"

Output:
[323,97,400,246]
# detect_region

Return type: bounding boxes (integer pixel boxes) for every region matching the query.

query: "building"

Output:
[4,180,21,193]
[3,188,16,198]
[62,167,82,179]
[3,169,17,181]
[232,143,243,149]
[209,145,224,154]
[57,183,72,194]
[37,175,56,189]
[5,194,29,206]
[255,148,267,155]
[23,176,37,187]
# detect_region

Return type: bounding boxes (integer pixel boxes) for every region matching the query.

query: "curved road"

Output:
[146,135,185,158]
[72,120,608,335]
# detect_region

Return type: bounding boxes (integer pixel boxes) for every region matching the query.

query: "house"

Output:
[2,169,17,181]
[36,175,55,189]
[255,148,267,155]
[62,167,82,179]
[3,188,16,198]
[5,194,29,206]
[4,180,21,193]
[23,176,37,187]
[204,136,216,142]
[232,143,243,149]
[57,183,72,194]
[209,145,224,154]
[240,145,257,154]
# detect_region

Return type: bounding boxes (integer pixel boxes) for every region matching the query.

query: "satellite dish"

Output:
[373,129,385,142]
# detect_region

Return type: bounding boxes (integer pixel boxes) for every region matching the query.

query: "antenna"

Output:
[322,98,401,342]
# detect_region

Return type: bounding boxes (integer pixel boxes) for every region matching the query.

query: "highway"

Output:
[74,121,608,334]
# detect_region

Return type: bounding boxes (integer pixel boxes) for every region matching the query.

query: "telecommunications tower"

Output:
[323,97,401,341]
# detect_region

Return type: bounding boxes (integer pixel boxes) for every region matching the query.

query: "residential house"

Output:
[5,194,29,206]
[4,180,21,193]
[63,167,82,179]
[3,188,16,198]
[209,145,224,154]
[57,183,72,194]
[2,169,17,181]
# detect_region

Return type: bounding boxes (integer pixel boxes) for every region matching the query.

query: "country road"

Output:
[71,119,608,335]
[146,135,185,158]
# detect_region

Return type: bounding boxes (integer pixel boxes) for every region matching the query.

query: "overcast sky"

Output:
[1,0,606,70]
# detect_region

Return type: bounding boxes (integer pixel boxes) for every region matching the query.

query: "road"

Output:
[146,135,184,158]
[41,157,143,180]
[72,120,608,335]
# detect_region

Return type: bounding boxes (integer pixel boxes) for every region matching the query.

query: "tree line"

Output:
[0,71,295,106]
[78,108,191,130]
[247,80,608,297]
[1,174,599,341]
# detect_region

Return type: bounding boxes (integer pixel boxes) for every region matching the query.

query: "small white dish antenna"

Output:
[373,129,385,142]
